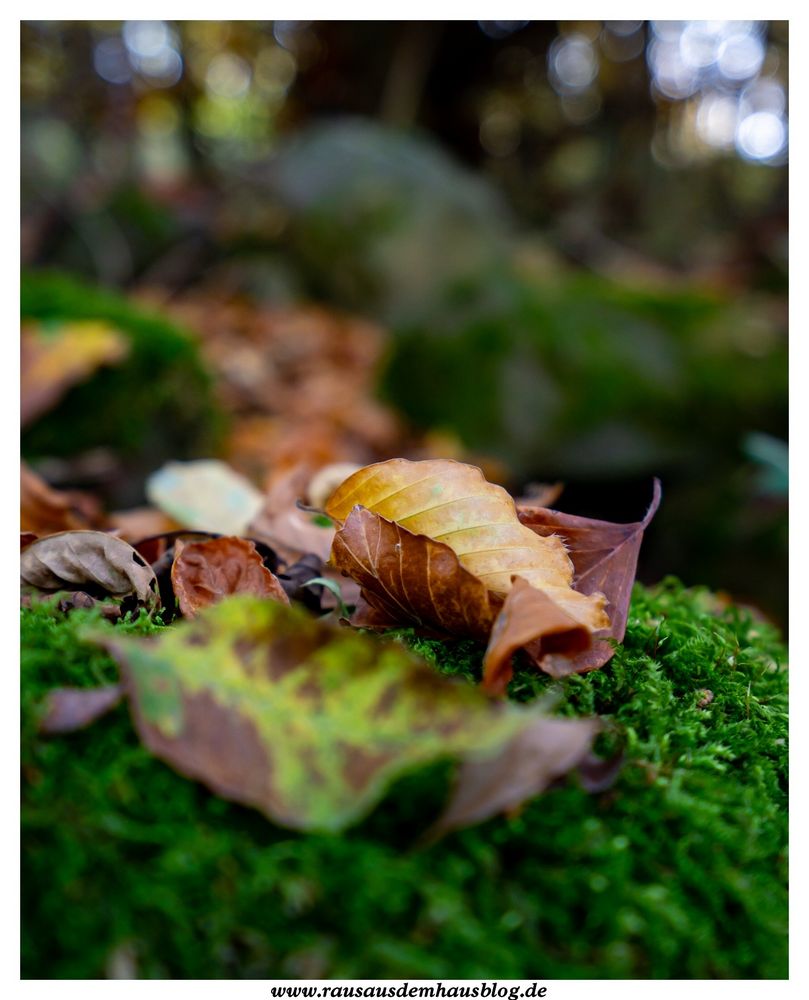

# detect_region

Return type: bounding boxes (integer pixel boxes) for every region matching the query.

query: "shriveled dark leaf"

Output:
[20,530,160,609]
[94,596,596,833]
[39,685,124,734]
[517,479,662,674]
[432,716,599,838]
[21,532,38,551]
[482,576,592,695]
[331,505,497,638]
[171,536,289,618]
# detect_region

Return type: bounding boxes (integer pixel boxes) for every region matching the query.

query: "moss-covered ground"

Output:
[21,579,787,979]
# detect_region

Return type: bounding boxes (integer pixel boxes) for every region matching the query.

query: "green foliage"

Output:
[22,581,787,978]
[21,271,224,473]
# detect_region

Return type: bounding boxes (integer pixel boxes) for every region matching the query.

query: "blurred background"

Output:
[20,20,788,624]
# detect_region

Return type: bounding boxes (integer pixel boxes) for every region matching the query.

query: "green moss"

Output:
[21,270,224,469]
[21,581,787,979]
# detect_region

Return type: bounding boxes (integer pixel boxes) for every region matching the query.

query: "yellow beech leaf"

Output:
[325,458,608,632]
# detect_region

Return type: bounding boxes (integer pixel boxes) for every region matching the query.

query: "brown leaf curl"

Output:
[171,536,289,619]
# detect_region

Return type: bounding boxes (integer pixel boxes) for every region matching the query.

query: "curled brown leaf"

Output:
[482,577,593,695]
[171,536,289,618]
[517,479,662,675]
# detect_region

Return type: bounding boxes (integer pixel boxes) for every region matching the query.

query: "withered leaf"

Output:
[326,459,579,599]
[248,464,336,563]
[20,530,160,609]
[21,462,100,536]
[331,505,496,637]
[106,507,181,544]
[146,460,265,536]
[39,685,124,735]
[94,596,596,833]
[432,716,599,838]
[332,508,603,684]
[482,577,592,695]
[517,479,662,675]
[21,320,129,426]
[171,536,289,618]
[326,459,607,637]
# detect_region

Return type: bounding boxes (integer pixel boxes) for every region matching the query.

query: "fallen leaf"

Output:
[39,685,124,734]
[21,462,101,536]
[326,460,609,684]
[171,536,289,618]
[95,596,596,833]
[146,460,265,536]
[106,507,182,543]
[331,504,496,637]
[432,716,599,838]
[326,459,582,598]
[248,464,336,563]
[517,479,662,675]
[21,319,129,426]
[20,530,160,609]
[482,577,592,695]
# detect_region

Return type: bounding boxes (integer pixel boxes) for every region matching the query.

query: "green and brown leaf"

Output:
[94,596,596,833]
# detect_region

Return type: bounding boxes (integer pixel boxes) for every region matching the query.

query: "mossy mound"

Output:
[21,271,224,474]
[21,580,787,979]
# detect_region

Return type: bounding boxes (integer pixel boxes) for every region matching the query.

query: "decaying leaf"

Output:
[20,530,160,609]
[326,459,587,600]
[326,459,610,685]
[248,464,336,562]
[482,577,593,695]
[39,685,124,734]
[21,319,129,426]
[517,479,662,675]
[146,460,265,536]
[171,536,289,618]
[433,716,599,838]
[95,596,596,833]
[331,505,496,636]
[106,507,182,544]
[21,462,101,536]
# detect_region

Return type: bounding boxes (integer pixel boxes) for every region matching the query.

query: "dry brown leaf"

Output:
[171,536,289,618]
[248,464,336,563]
[432,716,599,838]
[331,507,606,683]
[21,462,101,536]
[331,505,496,637]
[517,480,662,675]
[325,459,607,633]
[106,507,182,543]
[39,685,124,734]
[482,577,593,695]
[20,530,160,608]
[21,320,129,426]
